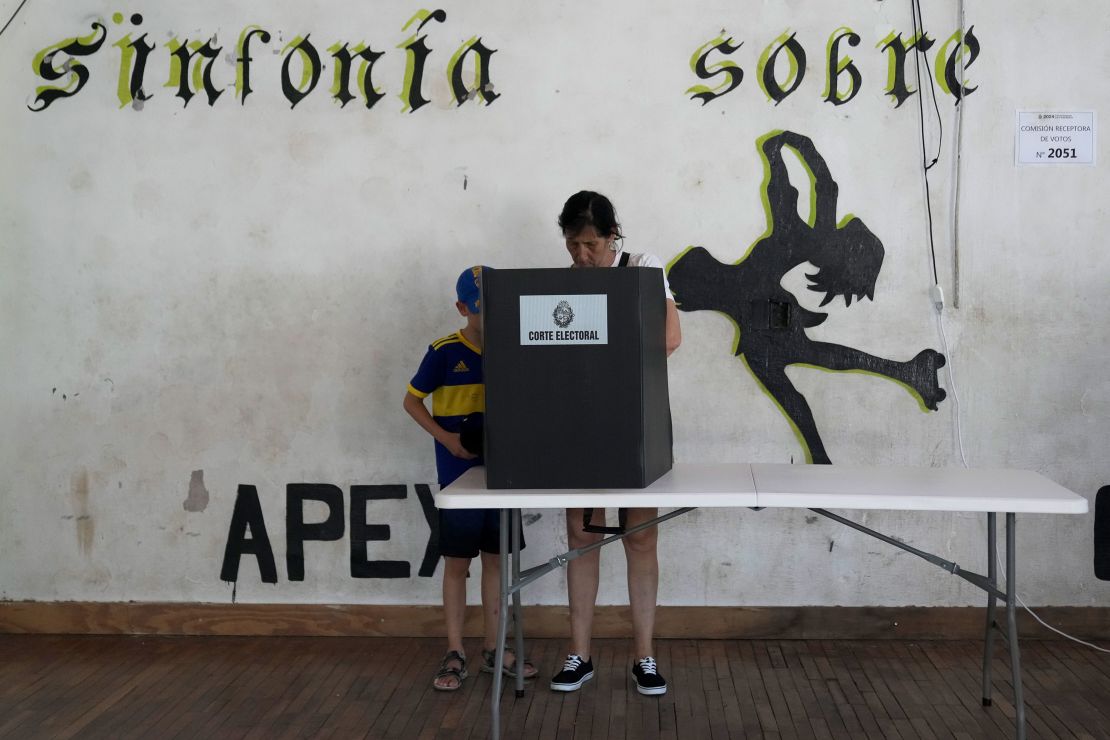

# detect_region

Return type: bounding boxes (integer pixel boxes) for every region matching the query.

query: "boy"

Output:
[403,265,536,690]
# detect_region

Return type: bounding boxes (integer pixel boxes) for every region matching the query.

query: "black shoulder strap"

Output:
[618,251,630,267]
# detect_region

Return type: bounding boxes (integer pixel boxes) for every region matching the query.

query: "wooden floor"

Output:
[1,636,1108,739]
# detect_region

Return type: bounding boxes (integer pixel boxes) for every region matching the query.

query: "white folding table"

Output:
[437,463,1088,740]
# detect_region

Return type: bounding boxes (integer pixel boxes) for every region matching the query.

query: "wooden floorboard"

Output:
[0,635,1108,739]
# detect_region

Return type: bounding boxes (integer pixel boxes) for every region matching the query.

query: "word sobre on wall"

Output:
[687,25,979,107]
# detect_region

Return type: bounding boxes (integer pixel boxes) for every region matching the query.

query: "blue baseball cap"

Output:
[456,265,491,314]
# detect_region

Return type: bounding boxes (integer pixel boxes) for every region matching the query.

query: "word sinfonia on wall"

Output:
[28,9,497,112]
[687,26,980,106]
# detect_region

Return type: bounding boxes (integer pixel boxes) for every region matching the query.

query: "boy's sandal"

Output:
[480,647,538,679]
[433,650,468,691]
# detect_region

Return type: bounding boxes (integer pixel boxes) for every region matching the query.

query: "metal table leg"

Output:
[810,506,1025,738]
[982,512,997,706]
[978,511,1025,739]
[491,509,510,740]
[512,509,525,698]
[1006,513,1025,740]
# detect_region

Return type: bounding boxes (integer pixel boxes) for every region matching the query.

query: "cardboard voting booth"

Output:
[482,267,673,489]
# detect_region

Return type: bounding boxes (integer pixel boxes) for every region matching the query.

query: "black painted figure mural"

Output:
[668,130,947,464]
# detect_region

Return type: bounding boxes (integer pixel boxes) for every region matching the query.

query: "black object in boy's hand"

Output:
[460,413,484,456]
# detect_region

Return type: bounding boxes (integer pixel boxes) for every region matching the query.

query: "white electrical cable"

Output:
[933,309,968,467]
[994,548,1110,654]
[915,0,1106,657]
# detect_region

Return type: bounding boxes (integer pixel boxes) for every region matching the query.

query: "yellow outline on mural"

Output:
[113,35,137,108]
[235,26,266,100]
[447,36,486,105]
[877,31,926,107]
[325,42,384,107]
[685,34,740,98]
[934,30,968,97]
[397,9,435,112]
[165,38,207,95]
[283,36,316,92]
[821,26,859,103]
[756,31,801,104]
[742,355,816,463]
[357,55,377,103]
[32,24,105,99]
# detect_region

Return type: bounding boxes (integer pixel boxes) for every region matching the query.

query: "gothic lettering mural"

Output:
[28,22,107,111]
[28,9,498,112]
[687,26,979,106]
[667,131,948,464]
[28,15,981,113]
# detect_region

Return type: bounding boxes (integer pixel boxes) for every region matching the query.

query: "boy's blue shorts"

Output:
[438,508,527,559]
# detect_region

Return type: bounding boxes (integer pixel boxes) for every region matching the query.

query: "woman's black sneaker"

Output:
[632,657,667,695]
[550,654,594,692]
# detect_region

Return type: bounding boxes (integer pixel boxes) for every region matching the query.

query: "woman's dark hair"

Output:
[558,190,623,241]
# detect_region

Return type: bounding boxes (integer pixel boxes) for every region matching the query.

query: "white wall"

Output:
[1,0,1107,608]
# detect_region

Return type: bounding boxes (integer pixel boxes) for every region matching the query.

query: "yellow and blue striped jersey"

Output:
[408,331,484,486]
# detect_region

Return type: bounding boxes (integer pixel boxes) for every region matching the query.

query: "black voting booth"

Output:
[482,267,672,489]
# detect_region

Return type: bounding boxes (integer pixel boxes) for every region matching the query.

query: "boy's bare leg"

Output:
[437,555,470,689]
[443,556,470,651]
[622,507,659,659]
[480,550,501,652]
[566,508,603,660]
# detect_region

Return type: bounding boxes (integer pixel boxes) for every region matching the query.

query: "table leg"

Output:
[1006,513,1026,740]
[982,512,997,706]
[492,509,510,740]
[512,509,526,697]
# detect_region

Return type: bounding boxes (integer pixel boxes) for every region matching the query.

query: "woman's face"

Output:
[565,225,616,268]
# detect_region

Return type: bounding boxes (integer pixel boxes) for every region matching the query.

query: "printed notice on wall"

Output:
[1016,111,1096,165]
[520,295,608,345]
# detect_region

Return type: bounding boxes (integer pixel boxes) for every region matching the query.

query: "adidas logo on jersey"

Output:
[453,360,470,373]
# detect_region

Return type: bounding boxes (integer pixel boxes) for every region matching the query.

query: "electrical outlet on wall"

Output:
[930,284,945,312]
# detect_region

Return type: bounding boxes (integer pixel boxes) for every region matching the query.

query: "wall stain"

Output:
[71,469,95,555]
[69,168,92,191]
[184,470,210,512]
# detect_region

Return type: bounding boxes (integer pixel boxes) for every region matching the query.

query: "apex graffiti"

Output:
[29,9,499,112]
[221,483,443,585]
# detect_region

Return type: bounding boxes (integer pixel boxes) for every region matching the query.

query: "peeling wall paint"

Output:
[184,470,209,512]
[0,0,1107,608]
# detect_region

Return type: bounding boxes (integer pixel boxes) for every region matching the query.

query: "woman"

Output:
[548,191,680,697]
